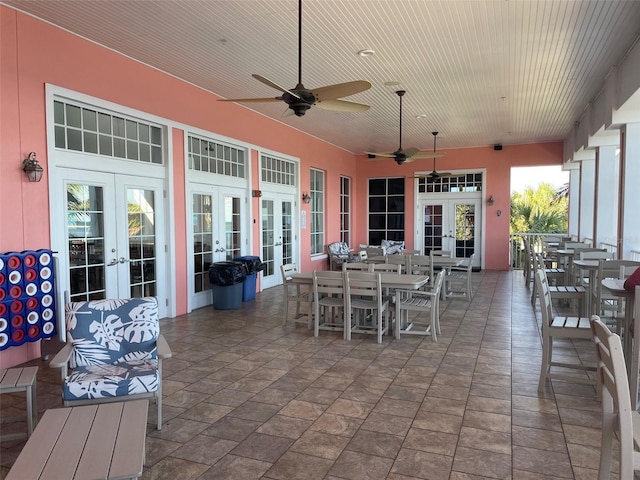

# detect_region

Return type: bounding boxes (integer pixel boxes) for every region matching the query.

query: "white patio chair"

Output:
[536,269,596,392]
[343,271,389,343]
[444,253,475,301]
[312,271,347,338]
[590,315,640,480]
[394,270,445,341]
[281,263,311,328]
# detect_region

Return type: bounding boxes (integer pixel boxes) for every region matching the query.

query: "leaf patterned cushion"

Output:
[66,297,159,368]
[62,359,159,400]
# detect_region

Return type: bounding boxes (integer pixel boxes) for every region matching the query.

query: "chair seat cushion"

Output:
[63,359,159,400]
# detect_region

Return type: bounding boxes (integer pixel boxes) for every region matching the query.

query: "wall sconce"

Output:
[251,189,262,197]
[22,152,44,182]
[487,195,495,206]
[301,192,311,204]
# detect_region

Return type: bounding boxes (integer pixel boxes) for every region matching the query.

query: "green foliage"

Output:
[510,183,568,234]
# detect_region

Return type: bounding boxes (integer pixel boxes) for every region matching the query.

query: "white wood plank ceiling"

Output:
[4,0,640,154]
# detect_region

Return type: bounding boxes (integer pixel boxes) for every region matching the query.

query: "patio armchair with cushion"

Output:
[327,241,360,270]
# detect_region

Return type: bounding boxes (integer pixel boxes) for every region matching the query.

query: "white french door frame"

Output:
[51,168,169,316]
[415,194,484,269]
[46,85,176,322]
[186,182,249,311]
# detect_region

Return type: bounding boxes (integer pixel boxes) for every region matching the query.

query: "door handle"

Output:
[118,257,130,264]
[106,258,119,266]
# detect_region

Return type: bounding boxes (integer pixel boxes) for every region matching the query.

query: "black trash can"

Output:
[232,256,265,301]
[209,261,247,309]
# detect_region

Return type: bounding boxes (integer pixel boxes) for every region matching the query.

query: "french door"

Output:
[418,197,481,267]
[188,185,246,310]
[56,169,167,316]
[261,194,296,289]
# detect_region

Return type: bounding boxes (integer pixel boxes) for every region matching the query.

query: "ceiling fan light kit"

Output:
[218,0,371,117]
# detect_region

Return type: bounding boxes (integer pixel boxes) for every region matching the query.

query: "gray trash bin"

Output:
[209,261,247,310]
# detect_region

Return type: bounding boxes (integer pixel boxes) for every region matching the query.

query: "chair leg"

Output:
[598,396,614,480]
[538,332,551,391]
[282,296,290,327]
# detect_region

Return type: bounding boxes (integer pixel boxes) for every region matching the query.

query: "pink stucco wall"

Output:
[0,7,563,367]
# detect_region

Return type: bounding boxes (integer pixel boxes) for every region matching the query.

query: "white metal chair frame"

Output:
[590,316,640,480]
[536,269,596,391]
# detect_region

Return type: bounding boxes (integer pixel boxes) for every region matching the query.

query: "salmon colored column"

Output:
[172,129,188,315]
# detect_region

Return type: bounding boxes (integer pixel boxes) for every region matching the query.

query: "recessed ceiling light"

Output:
[384,81,400,87]
[416,114,428,119]
[358,49,375,57]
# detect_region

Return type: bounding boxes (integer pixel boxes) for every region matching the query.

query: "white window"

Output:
[340,176,351,245]
[310,168,325,255]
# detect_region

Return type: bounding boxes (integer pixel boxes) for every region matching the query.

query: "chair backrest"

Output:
[535,269,553,327]
[408,255,431,276]
[342,262,372,272]
[590,316,635,478]
[66,297,159,368]
[621,264,640,279]
[430,250,452,257]
[579,251,612,261]
[371,263,402,274]
[365,246,385,257]
[313,271,345,301]
[344,271,383,309]
[401,249,420,255]
[281,263,298,282]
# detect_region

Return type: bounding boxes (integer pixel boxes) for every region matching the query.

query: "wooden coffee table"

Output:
[6,400,148,480]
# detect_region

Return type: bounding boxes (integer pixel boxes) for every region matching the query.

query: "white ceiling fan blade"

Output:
[315,99,370,112]
[403,147,420,158]
[312,81,371,101]
[252,74,301,99]
[282,107,295,117]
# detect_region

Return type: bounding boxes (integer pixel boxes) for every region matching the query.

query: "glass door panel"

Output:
[189,186,245,310]
[261,194,296,289]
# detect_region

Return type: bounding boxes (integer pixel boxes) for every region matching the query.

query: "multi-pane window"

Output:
[261,154,296,185]
[54,100,162,163]
[340,176,351,245]
[310,168,325,255]
[418,173,483,193]
[192,194,213,293]
[188,135,245,178]
[368,178,405,245]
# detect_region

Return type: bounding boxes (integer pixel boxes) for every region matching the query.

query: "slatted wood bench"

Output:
[6,400,148,480]
[0,366,38,441]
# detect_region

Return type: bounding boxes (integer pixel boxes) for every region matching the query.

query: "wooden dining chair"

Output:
[343,271,389,343]
[312,271,347,339]
[590,315,640,480]
[593,260,640,328]
[536,269,596,392]
[281,263,311,328]
[342,262,373,272]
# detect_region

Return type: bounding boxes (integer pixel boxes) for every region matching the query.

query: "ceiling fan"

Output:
[218,0,371,117]
[366,91,446,165]
[409,132,452,179]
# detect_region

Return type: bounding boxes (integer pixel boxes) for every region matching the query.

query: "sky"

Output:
[510,166,570,194]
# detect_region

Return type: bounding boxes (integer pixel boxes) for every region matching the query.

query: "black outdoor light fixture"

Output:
[301,192,311,204]
[22,152,44,182]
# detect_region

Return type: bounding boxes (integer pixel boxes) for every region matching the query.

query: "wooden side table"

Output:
[6,400,148,480]
[0,366,38,441]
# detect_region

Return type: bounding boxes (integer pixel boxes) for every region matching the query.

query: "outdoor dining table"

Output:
[572,259,599,316]
[290,271,430,290]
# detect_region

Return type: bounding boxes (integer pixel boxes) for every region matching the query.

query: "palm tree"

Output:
[510,183,568,234]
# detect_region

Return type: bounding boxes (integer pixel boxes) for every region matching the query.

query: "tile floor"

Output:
[0,270,617,479]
